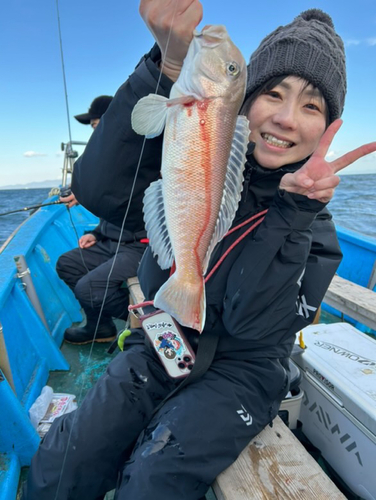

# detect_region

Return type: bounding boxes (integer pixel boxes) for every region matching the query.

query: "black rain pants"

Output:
[56,239,146,321]
[23,344,290,500]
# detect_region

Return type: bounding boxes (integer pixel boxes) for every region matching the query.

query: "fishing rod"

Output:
[0,200,64,216]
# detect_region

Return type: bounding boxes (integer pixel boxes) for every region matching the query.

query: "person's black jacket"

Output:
[89,219,146,244]
[139,153,342,359]
[72,45,168,238]
[72,46,342,360]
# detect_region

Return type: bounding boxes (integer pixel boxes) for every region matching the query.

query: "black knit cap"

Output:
[74,95,113,125]
[245,9,347,123]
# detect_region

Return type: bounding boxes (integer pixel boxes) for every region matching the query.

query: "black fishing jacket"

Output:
[89,219,146,244]
[72,45,169,239]
[72,45,342,360]
[139,155,342,359]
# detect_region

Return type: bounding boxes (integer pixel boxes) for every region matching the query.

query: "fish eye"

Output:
[226,61,240,76]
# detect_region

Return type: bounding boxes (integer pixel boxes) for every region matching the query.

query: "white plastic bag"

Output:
[29,385,54,429]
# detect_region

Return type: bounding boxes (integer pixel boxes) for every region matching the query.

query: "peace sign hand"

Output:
[279,119,376,203]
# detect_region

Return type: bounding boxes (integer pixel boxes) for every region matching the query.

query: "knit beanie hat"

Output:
[245,9,347,123]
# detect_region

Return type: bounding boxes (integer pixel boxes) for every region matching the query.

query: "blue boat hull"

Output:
[322,225,376,334]
[0,197,98,499]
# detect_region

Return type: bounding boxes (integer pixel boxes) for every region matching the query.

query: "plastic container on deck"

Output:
[292,323,376,500]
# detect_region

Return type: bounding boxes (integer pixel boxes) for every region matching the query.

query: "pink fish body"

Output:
[132,25,249,332]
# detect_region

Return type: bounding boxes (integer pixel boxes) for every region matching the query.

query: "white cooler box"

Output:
[291,323,376,500]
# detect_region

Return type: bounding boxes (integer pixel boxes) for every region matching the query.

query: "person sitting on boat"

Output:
[56,94,149,345]
[23,2,376,500]
[59,95,114,208]
[74,95,113,130]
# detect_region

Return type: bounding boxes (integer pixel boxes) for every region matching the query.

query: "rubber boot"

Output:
[64,316,117,345]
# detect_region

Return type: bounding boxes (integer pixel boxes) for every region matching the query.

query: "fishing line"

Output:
[54,3,180,498]
[55,0,94,305]
[55,0,73,145]
[65,206,94,309]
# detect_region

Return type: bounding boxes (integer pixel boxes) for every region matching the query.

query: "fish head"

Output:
[174,25,247,108]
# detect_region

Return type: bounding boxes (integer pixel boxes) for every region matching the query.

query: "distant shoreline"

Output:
[0,183,60,191]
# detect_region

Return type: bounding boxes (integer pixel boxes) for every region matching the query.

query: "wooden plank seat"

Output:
[213,415,345,499]
[324,274,376,330]
[126,277,345,499]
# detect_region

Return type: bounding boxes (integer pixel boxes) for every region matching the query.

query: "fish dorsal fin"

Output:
[202,114,250,273]
[131,94,196,139]
[143,178,174,269]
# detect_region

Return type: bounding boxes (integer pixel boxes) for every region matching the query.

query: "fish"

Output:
[131,25,249,332]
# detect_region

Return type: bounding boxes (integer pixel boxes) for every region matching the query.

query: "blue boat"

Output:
[0,146,375,498]
[323,225,376,335]
[0,142,98,500]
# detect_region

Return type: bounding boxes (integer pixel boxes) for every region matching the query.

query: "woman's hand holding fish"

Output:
[139,0,203,81]
[279,119,376,203]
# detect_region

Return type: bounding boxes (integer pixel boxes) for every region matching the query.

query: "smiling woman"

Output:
[247,76,327,170]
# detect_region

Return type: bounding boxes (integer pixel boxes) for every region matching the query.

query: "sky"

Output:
[1,0,375,187]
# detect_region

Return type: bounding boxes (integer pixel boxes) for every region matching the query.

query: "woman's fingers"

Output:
[307,187,336,203]
[331,141,376,174]
[279,171,313,192]
[307,175,340,200]
[312,119,342,159]
[280,170,340,203]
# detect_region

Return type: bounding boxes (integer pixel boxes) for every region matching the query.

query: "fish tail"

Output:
[154,274,206,333]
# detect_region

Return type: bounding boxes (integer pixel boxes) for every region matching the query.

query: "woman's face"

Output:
[247,76,327,169]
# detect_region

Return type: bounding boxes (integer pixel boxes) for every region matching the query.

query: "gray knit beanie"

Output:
[246,9,347,123]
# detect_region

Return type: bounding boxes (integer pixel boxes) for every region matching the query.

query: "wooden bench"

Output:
[127,277,345,499]
[324,274,376,330]
[213,415,345,499]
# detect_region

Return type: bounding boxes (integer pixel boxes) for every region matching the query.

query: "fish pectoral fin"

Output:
[203,115,250,273]
[166,95,196,107]
[143,179,174,269]
[131,94,169,138]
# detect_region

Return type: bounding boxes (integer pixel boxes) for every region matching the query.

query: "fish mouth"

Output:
[261,133,294,149]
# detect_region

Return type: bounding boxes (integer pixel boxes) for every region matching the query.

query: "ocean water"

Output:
[0,174,375,247]
[0,188,52,246]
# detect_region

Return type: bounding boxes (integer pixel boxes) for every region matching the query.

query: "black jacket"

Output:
[72,46,342,360]
[72,45,168,240]
[89,220,146,244]
[139,155,342,359]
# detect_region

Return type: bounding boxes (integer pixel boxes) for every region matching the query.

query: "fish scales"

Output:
[163,100,237,281]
